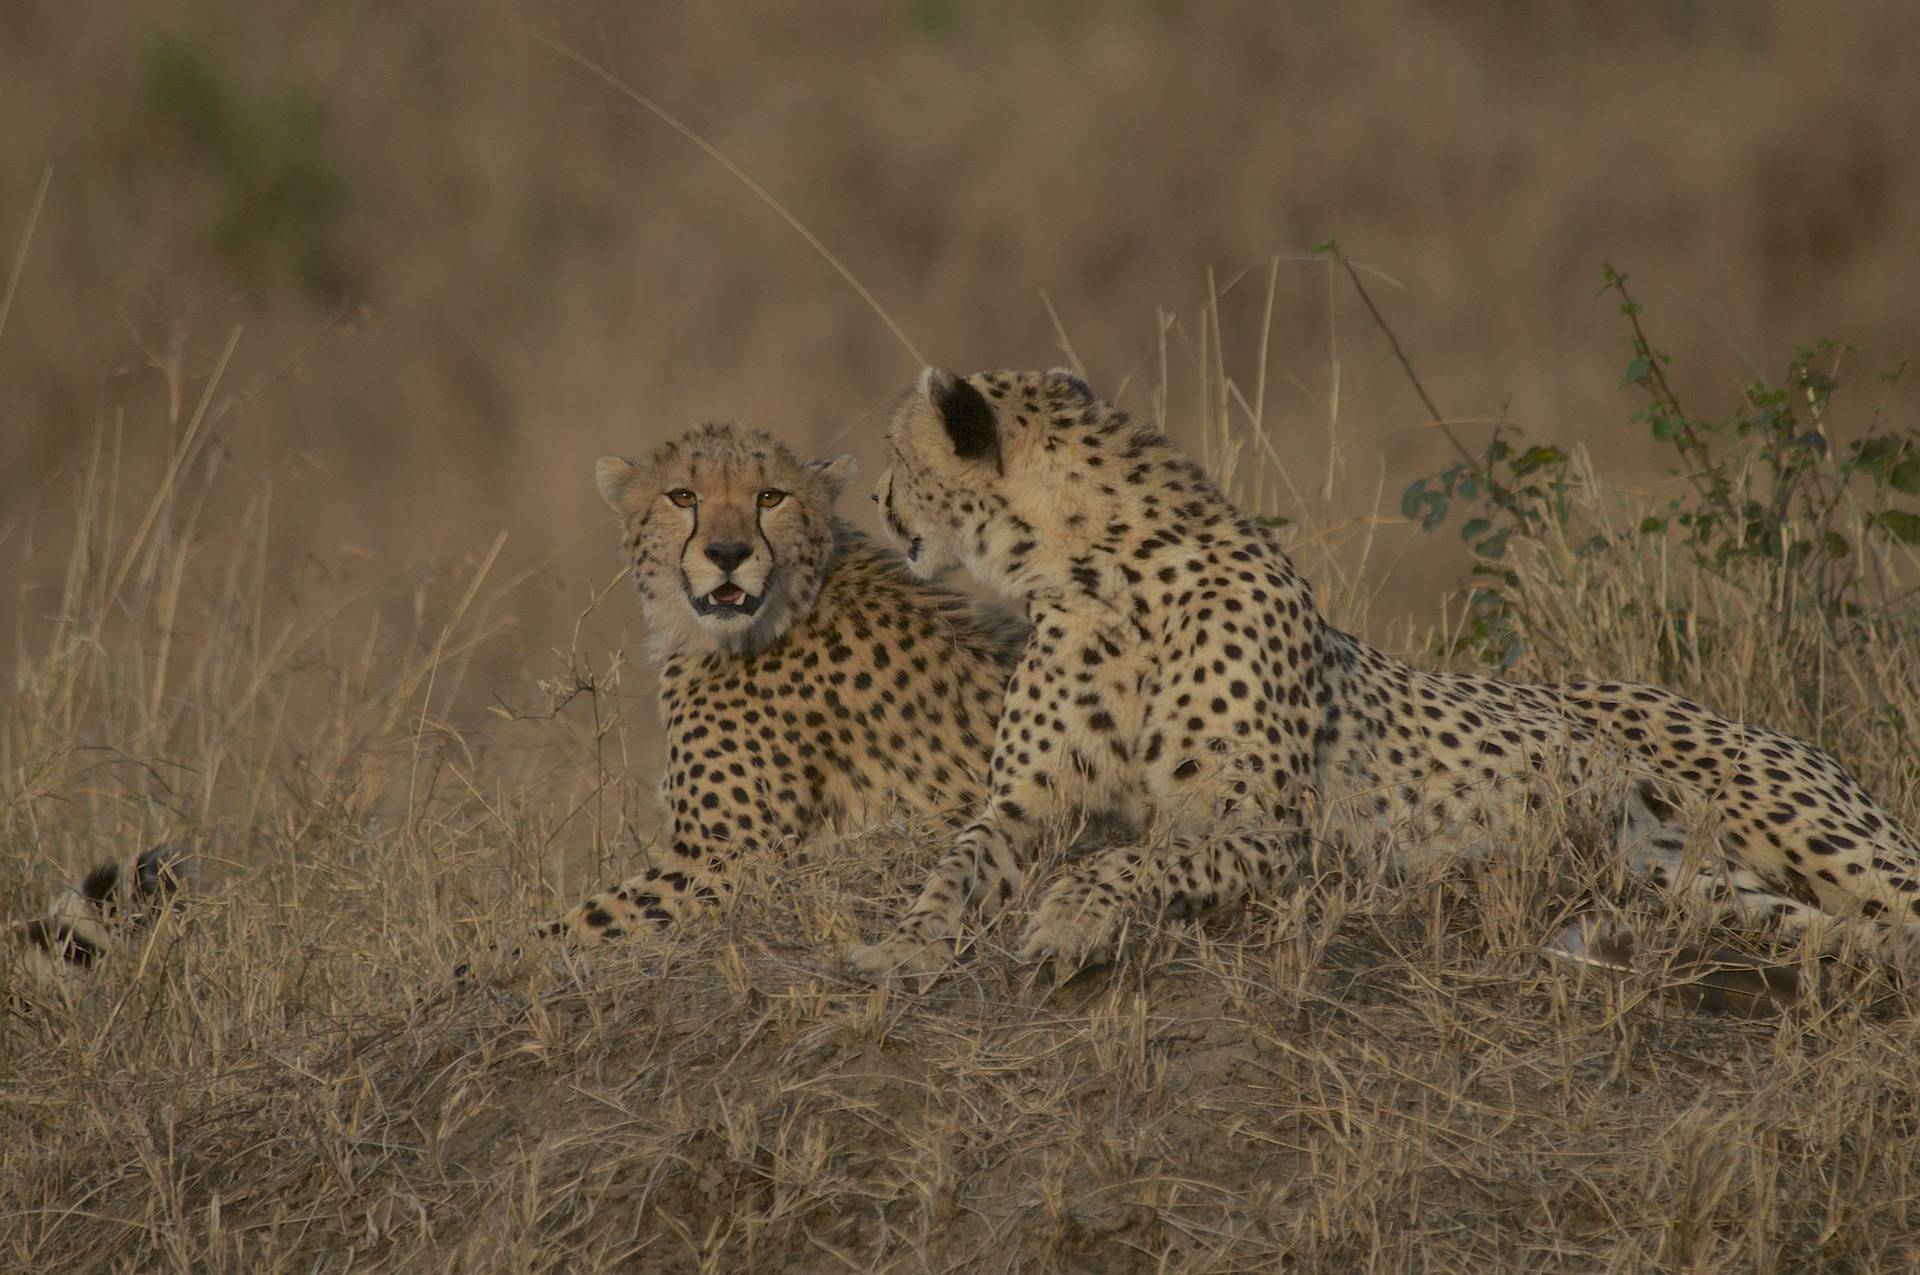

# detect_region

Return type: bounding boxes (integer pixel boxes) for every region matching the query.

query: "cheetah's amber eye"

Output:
[757,489,787,509]
[666,488,697,508]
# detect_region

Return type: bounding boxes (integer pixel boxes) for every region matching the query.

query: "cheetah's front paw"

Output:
[845,933,954,982]
[1017,880,1126,969]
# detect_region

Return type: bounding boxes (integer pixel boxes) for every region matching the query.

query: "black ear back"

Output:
[922,368,1000,467]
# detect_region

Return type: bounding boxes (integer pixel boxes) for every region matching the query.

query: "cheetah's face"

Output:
[597,424,855,656]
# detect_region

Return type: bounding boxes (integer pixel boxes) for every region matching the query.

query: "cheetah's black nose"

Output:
[704,541,751,573]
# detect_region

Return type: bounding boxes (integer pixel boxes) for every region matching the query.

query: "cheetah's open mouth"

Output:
[687,580,765,618]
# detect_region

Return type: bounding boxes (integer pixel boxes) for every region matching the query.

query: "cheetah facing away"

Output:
[845,367,1920,978]
[531,423,1024,949]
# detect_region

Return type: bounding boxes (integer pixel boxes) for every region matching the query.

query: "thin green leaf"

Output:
[1875,510,1920,544]
[1400,478,1429,520]
[1890,456,1920,495]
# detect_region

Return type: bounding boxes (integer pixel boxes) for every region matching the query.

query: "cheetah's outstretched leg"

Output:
[846,814,1038,978]
[1545,795,1852,1014]
[1610,787,1896,956]
[453,844,729,982]
[551,859,729,943]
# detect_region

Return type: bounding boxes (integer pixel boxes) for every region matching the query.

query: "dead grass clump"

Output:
[20,801,1920,1271]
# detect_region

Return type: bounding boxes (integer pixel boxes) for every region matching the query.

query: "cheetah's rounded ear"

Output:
[595,456,646,511]
[807,453,857,501]
[1047,366,1094,401]
[917,366,999,466]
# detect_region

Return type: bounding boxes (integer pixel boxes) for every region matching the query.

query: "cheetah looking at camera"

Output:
[846,367,1920,977]
[529,423,1024,949]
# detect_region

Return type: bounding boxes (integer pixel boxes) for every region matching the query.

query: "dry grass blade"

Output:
[528,30,925,369]
[0,165,51,351]
[93,325,241,634]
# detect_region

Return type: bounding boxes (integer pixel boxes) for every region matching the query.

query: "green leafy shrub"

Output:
[1402,266,1918,671]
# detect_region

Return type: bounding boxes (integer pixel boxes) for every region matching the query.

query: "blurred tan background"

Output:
[3,0,1915,704]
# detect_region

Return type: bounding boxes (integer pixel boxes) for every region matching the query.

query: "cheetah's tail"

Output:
[18,843,198,978]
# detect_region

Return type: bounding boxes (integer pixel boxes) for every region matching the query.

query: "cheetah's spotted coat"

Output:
[847,367,1920,976]
[544,423,1023,946]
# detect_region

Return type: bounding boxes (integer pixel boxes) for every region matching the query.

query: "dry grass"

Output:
[7,286,1920,1273]
[8,7,1920,1268]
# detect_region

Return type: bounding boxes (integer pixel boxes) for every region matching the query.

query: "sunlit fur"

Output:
[597,423,856,660]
